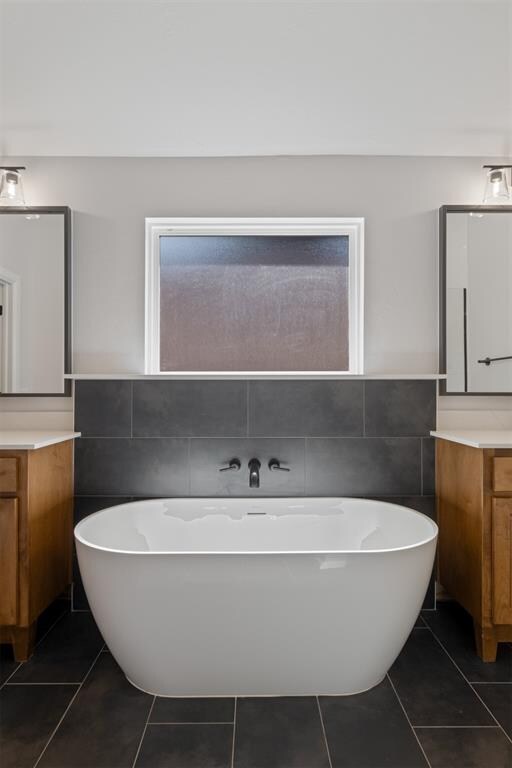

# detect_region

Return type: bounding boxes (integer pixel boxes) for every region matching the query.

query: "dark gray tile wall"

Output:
[74,378,435,498]
[73,378,437,606]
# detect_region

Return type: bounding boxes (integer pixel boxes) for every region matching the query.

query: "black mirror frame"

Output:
[0,206,72,397]
[439,204,512,396]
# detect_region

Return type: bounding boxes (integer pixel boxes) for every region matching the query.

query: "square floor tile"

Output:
[0,684,78,768]
[233,697,330,768]
[320,678,428,767]
[472,684,512,738]
[151,697,235,723]
[38,653,152,768]
[389,629,494,726]
[416,726,512,768]
[10,612,104,684]
[422,602,512,683]
[135,724,233,768]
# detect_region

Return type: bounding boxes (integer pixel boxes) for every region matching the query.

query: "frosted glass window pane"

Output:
[159,235,349,371]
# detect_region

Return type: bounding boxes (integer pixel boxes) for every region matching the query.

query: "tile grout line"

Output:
[32,646,105,768]
[74,435,433,440]
[421,623,512,746]
[1,664,21,688]
[303,437,307,495]
[413,725,500,729]
[420,437,423,495]
[386,674,433,768]
[187,437,192,495]
[2,607,70,689]
[149,720,236,725]
[131,695,156,768]
[230,697,237,768]
[5,682,81,686]
[362,380,366,437]
[471,681,512,685]
[316,696,333,768]
[130,380,134,438]
[246,381,250,437]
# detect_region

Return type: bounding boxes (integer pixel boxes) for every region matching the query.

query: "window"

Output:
[145,218,364,374]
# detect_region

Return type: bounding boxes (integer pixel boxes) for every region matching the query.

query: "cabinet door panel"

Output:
[0,458,17,492]
[493,457,512,492]
[492,498,512,625]
[0,498,18,625]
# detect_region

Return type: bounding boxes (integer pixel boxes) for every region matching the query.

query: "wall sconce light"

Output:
[482,165,512,204]
[0,166,26,206]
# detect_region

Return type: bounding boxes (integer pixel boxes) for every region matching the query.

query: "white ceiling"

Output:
[1,0,511,157]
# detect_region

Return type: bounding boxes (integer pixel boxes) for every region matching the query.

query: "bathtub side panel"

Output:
[75,543,435,696]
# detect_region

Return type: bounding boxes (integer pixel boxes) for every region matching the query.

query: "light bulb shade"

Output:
[483,167,511,204]
[0,168,26,206]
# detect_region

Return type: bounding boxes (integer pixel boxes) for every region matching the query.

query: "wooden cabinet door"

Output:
[492,498,512,625]
[0,498,18,625]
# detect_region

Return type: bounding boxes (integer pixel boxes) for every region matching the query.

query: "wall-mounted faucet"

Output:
[268,458,290,473]
[248,458,261,488]
[219,457,290,488]
[219,458,241,473]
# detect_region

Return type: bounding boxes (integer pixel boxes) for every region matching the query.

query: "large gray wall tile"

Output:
[132,380,246,437]
[364,380,436,437]
[305,438,421,496]
[422,438,435,495]
[190,438,305,496]
[248,380,363,436]
[74,380,132,437]
[75,438,189,496]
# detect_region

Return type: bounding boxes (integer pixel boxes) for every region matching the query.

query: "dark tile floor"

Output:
[1,602,511,768]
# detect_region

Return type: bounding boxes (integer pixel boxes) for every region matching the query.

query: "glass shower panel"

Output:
[159,235,349,371]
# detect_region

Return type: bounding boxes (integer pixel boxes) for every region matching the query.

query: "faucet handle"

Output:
[219,458,241,472]
[268,458,290,472]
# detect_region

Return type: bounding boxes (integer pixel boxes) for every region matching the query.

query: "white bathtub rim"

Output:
[124,673,388,698]
[74,496,438,557]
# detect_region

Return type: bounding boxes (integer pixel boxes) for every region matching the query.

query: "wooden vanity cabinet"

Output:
[0,441,73,661]
[436,439,512,661]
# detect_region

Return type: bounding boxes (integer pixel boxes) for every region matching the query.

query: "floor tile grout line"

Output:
[230,697,237,768]
[2,606,70,688]
[0,664,21,689]
[32,647,105,768]
[386,674,433,768]
[413,725,501,729]
[471,681,512,685]
[5,682,82,686]
[131,695,156,768]
[422,624,512,746]
[148,721,236,725]
[316,696,333,768]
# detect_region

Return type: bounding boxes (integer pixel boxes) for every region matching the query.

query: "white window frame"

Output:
[145,217,364,376]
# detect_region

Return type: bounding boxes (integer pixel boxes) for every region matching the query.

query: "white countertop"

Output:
[431,430,512,449]
[0,431,81,450]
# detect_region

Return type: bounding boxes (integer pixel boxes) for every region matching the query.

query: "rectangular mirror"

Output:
[0,207,71,396]
[440,205,512,394]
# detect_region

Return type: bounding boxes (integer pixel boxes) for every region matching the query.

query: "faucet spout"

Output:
[248,458,261,488]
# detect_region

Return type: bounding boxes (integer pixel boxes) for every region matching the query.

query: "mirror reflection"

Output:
[0,209,69,395]
[444,208,512,393]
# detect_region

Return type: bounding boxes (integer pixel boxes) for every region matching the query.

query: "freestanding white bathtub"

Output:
[75,497,437,697]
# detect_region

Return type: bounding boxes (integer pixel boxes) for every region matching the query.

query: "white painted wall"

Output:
[0,154,505,379]
[1,1,510,158]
